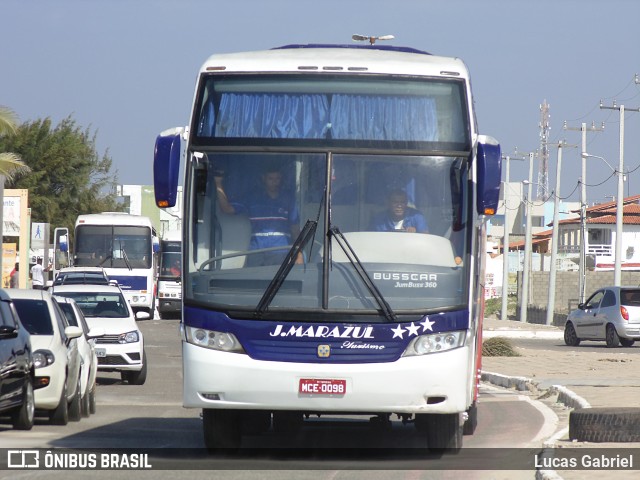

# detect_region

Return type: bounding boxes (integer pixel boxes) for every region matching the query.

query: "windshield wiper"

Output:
[328,226,397,323]
[254,219,318,319]
[120,241,133,271]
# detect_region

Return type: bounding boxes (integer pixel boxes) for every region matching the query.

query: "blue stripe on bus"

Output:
[184,306,469,364]
[109,276,148,290]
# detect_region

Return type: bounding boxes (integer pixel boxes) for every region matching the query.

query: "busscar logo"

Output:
[8,450,40,469]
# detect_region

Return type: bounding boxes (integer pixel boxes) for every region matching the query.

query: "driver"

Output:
[215,163,302,266]
[369,189,428,233]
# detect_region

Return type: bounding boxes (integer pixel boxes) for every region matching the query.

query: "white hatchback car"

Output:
[52,284,146,385]
[9,289,84,425]
[565,286,640,348]
[54,296,100,416]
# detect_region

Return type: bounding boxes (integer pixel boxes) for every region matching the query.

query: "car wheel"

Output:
[606,324,621,348]
[81,387,91,417]
[89,385,97,414]
[50,383,69,425]
[68,377,82,422]
[620,338,635,347]
[121,351,148,385]
[564,322,581,346]
[11,378,35,430]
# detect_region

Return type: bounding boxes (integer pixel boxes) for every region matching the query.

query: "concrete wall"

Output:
[515,270,640,326]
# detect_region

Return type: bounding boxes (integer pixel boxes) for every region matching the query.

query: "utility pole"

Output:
[563,121,604,303]
[500,153,527,322]
[518,150,537,323]
[600,100,640,286]
[546,141,576,326]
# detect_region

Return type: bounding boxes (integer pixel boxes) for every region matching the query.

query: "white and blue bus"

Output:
[157,232,182,319]
[153,43,501,451]
[73,213,159,315]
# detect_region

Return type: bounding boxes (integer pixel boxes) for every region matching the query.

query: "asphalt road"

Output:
[0,318,560,478]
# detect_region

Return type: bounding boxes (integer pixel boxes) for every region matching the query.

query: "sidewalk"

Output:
[482,316,640,410]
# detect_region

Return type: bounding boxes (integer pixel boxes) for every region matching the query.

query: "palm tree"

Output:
[0,106,31,285]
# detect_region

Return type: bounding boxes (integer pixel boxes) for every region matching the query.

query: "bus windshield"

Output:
[187,152,469,320]
[74,225,152,269]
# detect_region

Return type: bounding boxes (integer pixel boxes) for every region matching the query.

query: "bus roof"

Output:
[199,44,469,79]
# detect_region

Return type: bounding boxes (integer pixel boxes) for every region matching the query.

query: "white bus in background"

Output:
[154,43,502,452]
[73,213,159,316]
[157,231,182,319]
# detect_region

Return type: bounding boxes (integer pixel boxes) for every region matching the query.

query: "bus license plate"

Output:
[95,348,107,358]
[299,378,346,395]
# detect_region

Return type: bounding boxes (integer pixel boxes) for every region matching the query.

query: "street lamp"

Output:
[582,152,624,286]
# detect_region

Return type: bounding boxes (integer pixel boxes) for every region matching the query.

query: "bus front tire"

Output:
[415,413,462,453]
[203,409,241,452]
[463,402,478,435]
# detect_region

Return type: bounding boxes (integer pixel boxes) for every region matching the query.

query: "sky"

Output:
[2,0,640,207]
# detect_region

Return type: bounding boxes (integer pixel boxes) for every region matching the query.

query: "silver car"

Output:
[564,286,640,348]
[54,296,100,416]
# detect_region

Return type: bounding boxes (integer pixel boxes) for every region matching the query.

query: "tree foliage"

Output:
[0,106,30,180]
[0,116,122,234]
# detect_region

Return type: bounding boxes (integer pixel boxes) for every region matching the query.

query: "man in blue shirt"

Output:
[215,166,301,266]
[370,189,428,233]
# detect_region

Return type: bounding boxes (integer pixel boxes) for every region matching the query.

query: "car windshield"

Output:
[54,292,129,318]
[12,299,54,335]
[54,272,109,286]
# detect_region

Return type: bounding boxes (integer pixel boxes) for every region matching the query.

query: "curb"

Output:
[481,370,590,409]
[483,330,564,340]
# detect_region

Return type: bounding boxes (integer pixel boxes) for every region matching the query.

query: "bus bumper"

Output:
[182,341,471,414]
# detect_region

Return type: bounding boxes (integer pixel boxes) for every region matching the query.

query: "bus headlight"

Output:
[131,295,147,304]
[185,326,245,353]
[402,331,466,357]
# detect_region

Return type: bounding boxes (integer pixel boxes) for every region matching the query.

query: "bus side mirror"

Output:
[476,135,501,216]
[152,236,160,253]
[154,128,184,209]
[59,234,68,253]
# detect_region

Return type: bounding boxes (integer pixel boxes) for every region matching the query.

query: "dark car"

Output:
[0,288,34,430]
[52,267,111,287]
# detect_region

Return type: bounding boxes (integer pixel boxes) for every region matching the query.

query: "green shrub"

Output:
[482,336,520,357]
[484,297,501,316]
[484,295,518,319]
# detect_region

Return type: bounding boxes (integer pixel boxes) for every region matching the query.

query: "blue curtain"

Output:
[197,98,216,137]
[215,93,330,138]
[330,95,438,141]
[199,93,439,142]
